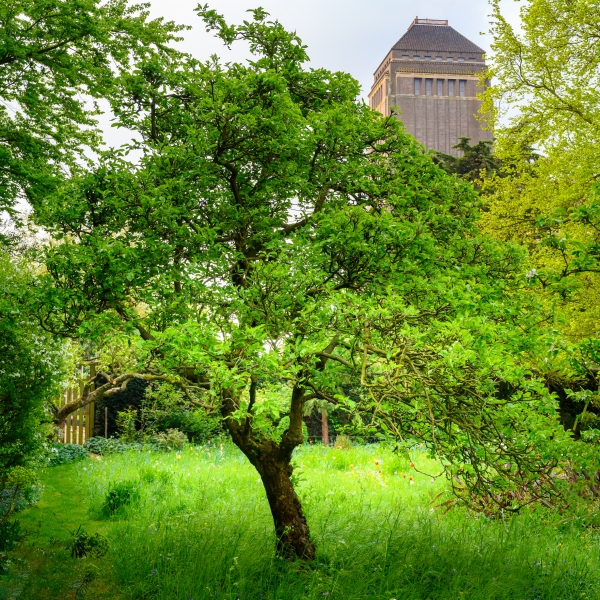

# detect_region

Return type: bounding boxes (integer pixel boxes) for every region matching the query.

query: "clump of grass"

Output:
[80,444,600,600]
[101,480,141,516]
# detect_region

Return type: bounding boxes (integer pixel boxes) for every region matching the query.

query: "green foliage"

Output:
[482,0,600,341]
[0,466,39,572]
[68,525,109,558]
[46,443,89,467]
[0,252,65,472]
[433,137,500,188]
[0,0,184,215]
[151,428,187,450]
[140,383,221,443]
[0,520,24,574]
[101,480,140,516]
[115,408,138,443]
[83,436,140,455]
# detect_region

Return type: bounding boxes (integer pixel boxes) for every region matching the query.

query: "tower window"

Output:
[413,55,420,60]
[414,78,421,95]
[435,56,443,61]
[469,57,476,62]
[459,80,466,96]
[446,57,453,61]
[437,80,443,96]
[425,78,432,95]
[424,56,431,60]
[458,57,465,62]
[402,55,409,59]
[448,79,455,96]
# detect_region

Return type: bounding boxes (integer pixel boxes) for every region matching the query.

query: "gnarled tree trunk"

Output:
[222,385,316,560]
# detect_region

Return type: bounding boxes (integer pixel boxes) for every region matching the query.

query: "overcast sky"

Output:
[99,0,521,148]
[145,0,521,93]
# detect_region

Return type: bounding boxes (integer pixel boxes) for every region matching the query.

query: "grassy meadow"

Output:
[1,443,600,599]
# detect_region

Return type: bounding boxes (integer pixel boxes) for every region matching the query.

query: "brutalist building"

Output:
[369,18,492,155]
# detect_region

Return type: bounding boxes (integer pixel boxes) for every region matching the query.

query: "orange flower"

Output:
[350,464,354,469]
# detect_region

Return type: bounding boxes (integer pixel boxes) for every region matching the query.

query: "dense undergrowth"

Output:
[2,443,600,599]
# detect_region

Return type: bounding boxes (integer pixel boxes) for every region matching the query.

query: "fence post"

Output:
[78,376,84,444]
[88,363,96,439]
[65,388,72,444]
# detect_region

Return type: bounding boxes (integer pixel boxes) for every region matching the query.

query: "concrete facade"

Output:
[369,19,492,155]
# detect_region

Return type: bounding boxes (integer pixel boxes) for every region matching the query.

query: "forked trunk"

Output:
[254,455,316,560]
[222,385,316,560]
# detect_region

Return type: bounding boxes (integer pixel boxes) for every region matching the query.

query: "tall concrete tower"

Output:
[369,18,492,155]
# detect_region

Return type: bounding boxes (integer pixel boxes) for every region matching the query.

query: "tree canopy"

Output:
[481,0,600,343]
[0,0,184,216]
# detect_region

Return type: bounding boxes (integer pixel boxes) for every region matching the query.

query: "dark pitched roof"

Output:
[392,23,485,54]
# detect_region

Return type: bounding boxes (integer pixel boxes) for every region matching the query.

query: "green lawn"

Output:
[1,443,600,599]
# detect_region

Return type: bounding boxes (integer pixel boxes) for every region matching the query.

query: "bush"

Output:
[141,383,222,443]
[0,466,40,572]
[84,437,141,455]
[0,252,66,472]
[46,443,89,466]
[151,428,187,450]
[0,519,24,573]
[101,480,140,515]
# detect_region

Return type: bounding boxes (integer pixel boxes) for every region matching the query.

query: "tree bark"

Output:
[321,408,329,446]
[253,453,316,560]
[221,386,316,560]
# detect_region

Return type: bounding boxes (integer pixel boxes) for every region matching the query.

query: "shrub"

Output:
[0,519,24,573]
[0,466,40,572]
[116,408,138,443]
[0,252,66,473]
[101,480,140,515]
[84,437,141,455]
[151,428,187,450]
[46,443,89,466]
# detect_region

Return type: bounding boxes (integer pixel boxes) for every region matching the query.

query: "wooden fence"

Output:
[57,364,96,445]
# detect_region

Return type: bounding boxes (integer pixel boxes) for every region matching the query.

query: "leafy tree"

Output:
[0,0,184,216]
[481,0,600,342]
[34,8,572,559]
[433,137,500,188]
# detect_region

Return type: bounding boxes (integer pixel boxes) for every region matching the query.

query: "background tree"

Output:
[481,0,600,341]
[432,137,500,189]
[0,0,184,217]
[481,0,600,433]
[33,8,573,559]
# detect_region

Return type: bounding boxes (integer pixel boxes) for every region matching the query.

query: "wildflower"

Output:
[350,464,354,469]
[409,462,414,468]
[409,476,414,485]
[176,454,181,460]
[378,470,382,474]
[374,459,382,466]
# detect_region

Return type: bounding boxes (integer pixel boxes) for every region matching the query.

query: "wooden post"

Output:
[88,363,96,439]
[105,406,108,438]
[78,378,84,445]
[65,388,72,444]
[321,408,329,447]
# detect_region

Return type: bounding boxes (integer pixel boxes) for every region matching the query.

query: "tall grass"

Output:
[82,443,600,600]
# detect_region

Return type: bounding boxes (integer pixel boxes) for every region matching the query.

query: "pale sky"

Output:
[144,0,521,94]
[101,0,521,147]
